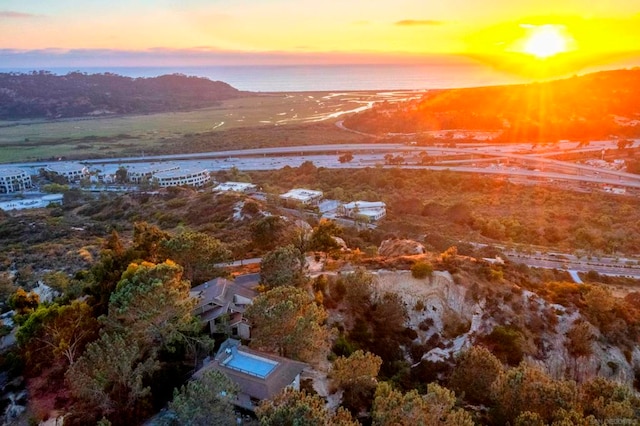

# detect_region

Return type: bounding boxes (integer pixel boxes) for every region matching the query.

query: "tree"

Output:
[342,268,375,316]
[372,382,473,426]
[419,151,434,165]
[104,229,125,257]
[259,244,307,289]
[68,260,213,424]
[251,215,294,251]
[514,411,545,426]
[310,219,343,255]
[330,350,382,415]
[104,260,203,354]
[384,154,404,165]
[372,292,407,339]
[339,152,354,163]
[8,287,40,316]
[132,221,170,263]
[339,269,408,367]
[491,363,577,425]
[330,350,382,391]
[256,388,358,426]
[579,377,639,423]
[17,300,99,368]
[42,270,72,294]
[87,230,136,316]
[115,166,128,184]
[566,320,594,358]
[41,182,69,193]
[245,286,329,362]
[449,345,503,405]
[167,370,239,426]
[481,325,527,366]
[162,229,231,284]
[66,331,159,425]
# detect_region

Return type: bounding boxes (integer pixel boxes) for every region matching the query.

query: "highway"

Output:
[5,137,640,191]
[504,252,640,278]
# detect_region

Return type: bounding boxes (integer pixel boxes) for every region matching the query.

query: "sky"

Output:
[1,0,639,76]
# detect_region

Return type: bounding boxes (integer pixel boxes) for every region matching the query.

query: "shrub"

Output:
[480,325,526,366]
[411,261,433,279]
[332,334,355,358]
[449,346,503,405]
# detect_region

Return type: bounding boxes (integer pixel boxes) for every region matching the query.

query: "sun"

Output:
[521,24,569,58]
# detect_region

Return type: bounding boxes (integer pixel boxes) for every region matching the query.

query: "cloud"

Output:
[394,19,443,27]
[0,47,480,68]
[0,11,40,19]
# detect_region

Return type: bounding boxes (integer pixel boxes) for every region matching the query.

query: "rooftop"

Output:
[343,200,386,209]
[44,162,87,173]
[194,338,307,408]
[153,167,209,179]
[0,167,29,178]
[214,181,257,192]
[125,163,179,174]
[191,276,259,311]
[280,188,323,202]
[0,194,64,211]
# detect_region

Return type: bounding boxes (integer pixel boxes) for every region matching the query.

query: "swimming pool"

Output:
[223,350,278,378]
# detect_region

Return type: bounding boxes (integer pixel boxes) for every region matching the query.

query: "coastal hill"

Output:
[0,71,244,120]
[343,68,640,142]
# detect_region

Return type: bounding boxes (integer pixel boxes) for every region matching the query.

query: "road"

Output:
[502,251,640,278]
[7,138,640,191]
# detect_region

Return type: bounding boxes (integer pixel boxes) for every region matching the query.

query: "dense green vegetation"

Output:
[1,166,640,425]
[344,69,640,141]
[2,166,640,293]
[252,164,640,254]
[0,71,242,120]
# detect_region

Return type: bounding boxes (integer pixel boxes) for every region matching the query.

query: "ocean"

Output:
[0,63,527,92]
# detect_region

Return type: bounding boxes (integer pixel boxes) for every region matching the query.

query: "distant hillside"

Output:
[343,69,640,142]
[0,71,245,120]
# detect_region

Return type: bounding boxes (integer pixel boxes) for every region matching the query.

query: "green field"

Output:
[0,91,415,163]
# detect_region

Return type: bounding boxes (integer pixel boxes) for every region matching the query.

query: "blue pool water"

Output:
[224,351,278,378]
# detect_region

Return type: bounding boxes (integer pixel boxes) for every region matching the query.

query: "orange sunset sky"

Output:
[1,0,639,77]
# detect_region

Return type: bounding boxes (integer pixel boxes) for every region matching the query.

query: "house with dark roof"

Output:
[194,338,308,411]
[190,274,259,339]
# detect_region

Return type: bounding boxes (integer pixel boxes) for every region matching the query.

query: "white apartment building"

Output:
[44,163,89,182]
[340,200,387,221]
[0,168,32,193]
[213,181,257,193]
[280,188,323,205]
[125,163,180,184]
[152,167,210,188]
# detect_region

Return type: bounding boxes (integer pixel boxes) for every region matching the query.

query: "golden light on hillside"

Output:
[521,25,569,58]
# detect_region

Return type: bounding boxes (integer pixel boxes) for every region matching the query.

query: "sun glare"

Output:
[522,25,569,58]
